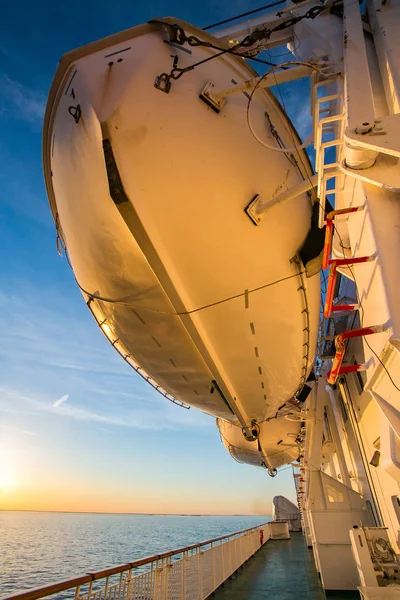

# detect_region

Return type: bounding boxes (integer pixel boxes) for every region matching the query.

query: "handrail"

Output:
[2,522,270,600]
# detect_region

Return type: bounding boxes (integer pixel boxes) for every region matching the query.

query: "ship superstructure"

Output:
[40,0,400,594]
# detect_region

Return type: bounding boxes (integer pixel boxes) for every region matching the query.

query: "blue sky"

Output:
[0,0,309,514]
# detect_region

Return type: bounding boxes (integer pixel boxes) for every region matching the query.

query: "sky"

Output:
[0,0,310,515]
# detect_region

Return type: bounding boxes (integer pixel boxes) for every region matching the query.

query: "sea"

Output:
[0,512,270,597]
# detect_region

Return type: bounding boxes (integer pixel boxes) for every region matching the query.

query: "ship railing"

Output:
[2,523,271,600]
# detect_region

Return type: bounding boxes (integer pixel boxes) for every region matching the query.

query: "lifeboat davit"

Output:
[43,19,320,472]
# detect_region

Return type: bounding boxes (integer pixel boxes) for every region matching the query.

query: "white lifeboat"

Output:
[218,415,304,474]
[43,18,320,460]
[272,495,301,531]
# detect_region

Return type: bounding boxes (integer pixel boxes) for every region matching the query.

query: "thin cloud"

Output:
[1,387,212,431]
[0,424,36,436]
[0,75,46,124]
[0,287,214,434]
[2,389,134,428]
[53,394,69,408]
[47,360,129,377]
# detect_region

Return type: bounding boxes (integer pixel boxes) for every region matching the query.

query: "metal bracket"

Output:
[245,194,262,225]
[242,422,260,441]
[199,81,226,113]
[200,65,321,114]
[154,73,172,94]
[340,154,400,193]
[327,324,387,385]
[345,114,400,159]
[68,104,81,123]
[244,175,318,226]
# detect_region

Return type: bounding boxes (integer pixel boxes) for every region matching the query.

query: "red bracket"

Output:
[322,206,365,271]
[324,256,373,318]
[327,325,386,385]
[322,206,368,317]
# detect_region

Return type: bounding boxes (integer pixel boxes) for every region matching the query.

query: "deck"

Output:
[213,532,360,600]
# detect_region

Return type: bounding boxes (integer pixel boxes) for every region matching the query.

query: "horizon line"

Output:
[0,509,270,516]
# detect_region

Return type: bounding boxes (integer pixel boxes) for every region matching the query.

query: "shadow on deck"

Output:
[213,532,360,600]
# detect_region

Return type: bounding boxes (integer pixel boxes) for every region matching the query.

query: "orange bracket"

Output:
[327,325,386,385]
[324,256,373,318]
[322,206,365,271]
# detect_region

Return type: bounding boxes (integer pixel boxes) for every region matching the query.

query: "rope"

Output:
[246,61,336,154]
[203,0,286,30]
[74,272,301,317]
[153,4,338,89]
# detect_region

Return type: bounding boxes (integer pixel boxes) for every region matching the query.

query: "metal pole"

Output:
[211,543,216,592]
[198,550,203,600]
[181,552,186,600]
[163,558,169,600]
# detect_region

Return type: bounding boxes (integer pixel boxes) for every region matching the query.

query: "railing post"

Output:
[163,558,170,600]
[221,542,226,581]
[228,537,233,576]
[153,562,162,600]
[116,572,123,600]
[133,568,137,600]
[181,552,186,600]
[198,550,203,600]
[211,543,216,592]
[150,563,154,600]
[104,577,110,600]
[126,568,133,600]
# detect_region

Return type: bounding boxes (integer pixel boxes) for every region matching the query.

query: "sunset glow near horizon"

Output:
[0,0,307,516]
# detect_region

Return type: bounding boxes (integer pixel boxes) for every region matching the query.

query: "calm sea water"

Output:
[0,512,270,597]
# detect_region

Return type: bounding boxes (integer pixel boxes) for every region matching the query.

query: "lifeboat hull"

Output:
[218,418,302,472]
[43,19,320,427]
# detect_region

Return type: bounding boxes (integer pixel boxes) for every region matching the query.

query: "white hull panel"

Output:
[44,19,320,426]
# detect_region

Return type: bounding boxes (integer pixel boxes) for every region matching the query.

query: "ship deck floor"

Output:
[213,532,360,600]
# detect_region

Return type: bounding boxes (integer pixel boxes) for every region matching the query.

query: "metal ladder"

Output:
[311,71,345,228]
[293,468,306,531]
